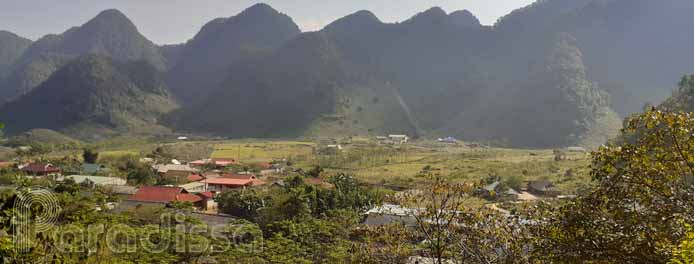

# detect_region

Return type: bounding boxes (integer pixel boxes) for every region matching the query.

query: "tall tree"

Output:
[539,109,694,263]
[82,148,99,163]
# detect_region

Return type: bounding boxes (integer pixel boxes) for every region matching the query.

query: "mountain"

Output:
[159,43,185,70]
[170,4,623,147]
[2,1,692,147]
[449,33,620,147]
[170,8,489,138]
[6,129,82,148]
[0,31,31,78]
[494,0,694,115]
[563,0,694,115]
[0,55,177,139]
[0,9,166,102]
[167,3,301,102]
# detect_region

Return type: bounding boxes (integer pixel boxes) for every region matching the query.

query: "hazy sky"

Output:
[0,0,535,45]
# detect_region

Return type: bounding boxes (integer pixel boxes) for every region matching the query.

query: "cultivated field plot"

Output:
[211,140,316,163]
[313,144,592,193]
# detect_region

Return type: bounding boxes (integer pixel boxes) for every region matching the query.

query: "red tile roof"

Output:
[189,160,208,166]
[22,163,60,173]
[190,158,238,167]
[205,178,253,187]
[187,174,205,182]
[175,193,202,203]
[251,179,266,186]
[128,186,187,203]
[199,192,214,199]
[221,173,256,180]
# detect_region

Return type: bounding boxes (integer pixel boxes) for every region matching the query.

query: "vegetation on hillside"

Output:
[0,55,178,138]
[0,31,31,79]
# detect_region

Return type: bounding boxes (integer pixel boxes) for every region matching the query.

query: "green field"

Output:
[304,144,592,193]
[211,140,316,163]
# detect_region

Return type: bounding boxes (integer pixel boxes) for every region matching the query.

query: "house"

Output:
[81,163,111,175]
[377,135,410,145]
[179,181,206,193]
[528,180,560,197]
[364,204,418,227]
[437,137,459,144]
[64,175,127,187]
[127,186,207,209]
[388,134,409,144]
[186,174,205,182]
[153,164,199,182]
[21,163,61,176]
[478,181,521,201]
[205,175,266,193]
[197,192,217,211]
[189,158,238,168]
[221,173,265,185]
[260,167,284,176]
[205,178,253,192]
[479,181,501,199]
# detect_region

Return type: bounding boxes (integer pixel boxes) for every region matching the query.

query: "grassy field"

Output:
[211,140,316,163]
[305,144,592,194]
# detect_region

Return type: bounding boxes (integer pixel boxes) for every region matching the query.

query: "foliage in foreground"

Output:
[537,109,694,263]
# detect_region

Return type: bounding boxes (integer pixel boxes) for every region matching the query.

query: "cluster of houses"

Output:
[126,158,279,212]
[1,156,286,214]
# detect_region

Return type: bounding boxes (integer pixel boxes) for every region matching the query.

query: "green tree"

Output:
[126,159,157,185]
[217,190,266,220]
[671,226,694,264]
[82,148,99,163]
[539,109,694,263]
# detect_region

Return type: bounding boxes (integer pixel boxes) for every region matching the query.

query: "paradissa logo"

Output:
[13,187,61,252]
[11,188,262,255]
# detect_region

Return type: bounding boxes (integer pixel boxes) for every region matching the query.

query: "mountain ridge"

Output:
[0,55,177,139]
[0,8,166,103]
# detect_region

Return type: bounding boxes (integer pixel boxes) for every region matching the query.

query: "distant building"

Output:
[479,181,501,199]
[205,175,266,193]
[186,174,205,182]
[364,204,417,227]
[21,163,61,176]
[153,164,199,183]
[437,137,459,144]
[528,180,560,197]
[81,163,111,174]
[376,135,410,145]
[126,186,208,210]
[64,175,127,187]
[388,134,409,144]
[179,181,206,193]
[189,158,238,168]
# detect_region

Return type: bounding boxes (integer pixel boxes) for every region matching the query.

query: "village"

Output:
[0,134,590,227]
